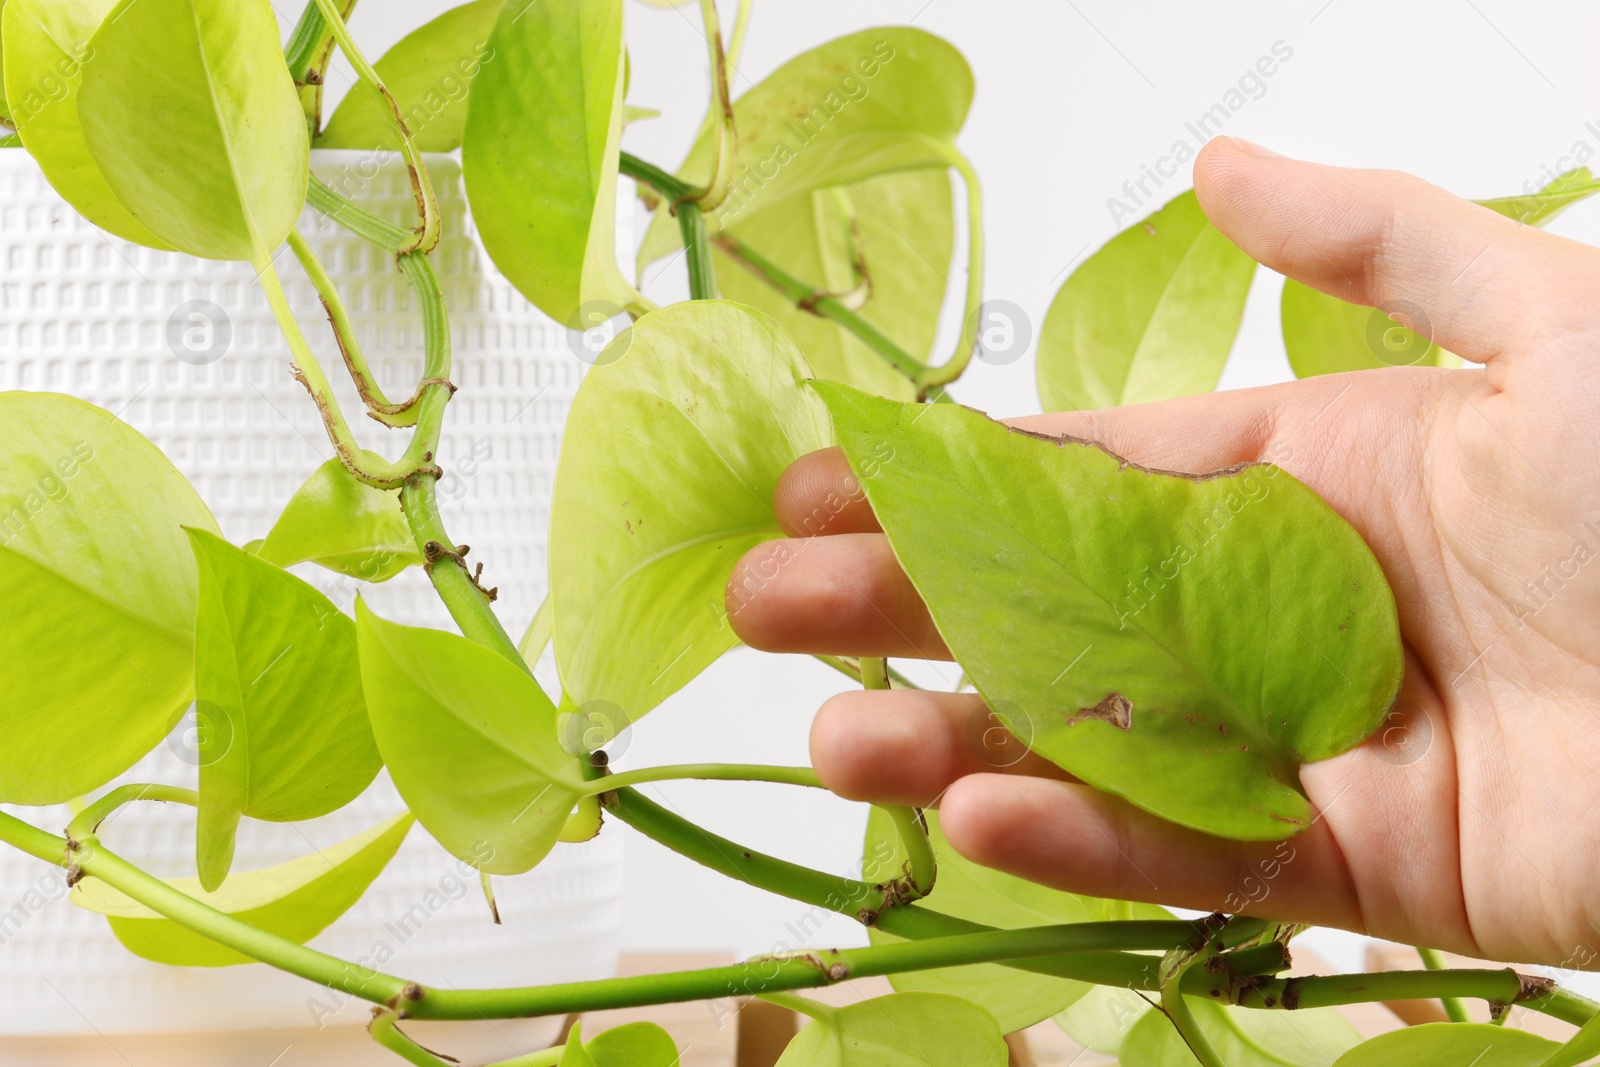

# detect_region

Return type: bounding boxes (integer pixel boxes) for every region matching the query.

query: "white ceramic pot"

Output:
[0,149,622,1062]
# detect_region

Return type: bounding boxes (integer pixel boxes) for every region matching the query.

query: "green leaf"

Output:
[1283,169,1596,380]
[253,458,420,583]
[550,300,832,725]
[1121,997,1361,1066]
[187,529,381,891]
[775,992,1007,1067]
[1280,277,1457,379]
[862,808,1108,1030]
[637,27,972,267]
[74,0,307,262]
[72,813,413,967]
[716,172,952,401]
[0,392,219,804]
[1037,190,1256,414]
[1333,1024,1561,1067]
[355,601,587,875]
[1541,1010,1600,1067]
[1478,166,1597,225]
[818,384,1403,840]
[558,1021,682,1067]
[0,0,171,246]
[317,0,501,153]
[462,0,637,324]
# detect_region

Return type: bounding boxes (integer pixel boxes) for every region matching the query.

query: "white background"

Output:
[322,0,1600,976]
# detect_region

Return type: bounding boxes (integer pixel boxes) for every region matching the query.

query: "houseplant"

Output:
[3,1,1600,1066]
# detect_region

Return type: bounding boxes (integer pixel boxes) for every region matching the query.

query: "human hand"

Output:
[726,136,1600,968]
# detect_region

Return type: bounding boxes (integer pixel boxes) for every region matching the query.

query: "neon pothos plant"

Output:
[0,2,1595,1064]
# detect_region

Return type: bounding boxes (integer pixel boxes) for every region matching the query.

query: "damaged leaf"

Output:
[819,384,1403,841]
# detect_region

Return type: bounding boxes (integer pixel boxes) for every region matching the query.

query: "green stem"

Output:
[715,234,925,381]
[283,0,358,135]
[588,764,822,794]
[1,133,23,149]
[399,474,522,667]
[620,151,694,201]
[860,656,936,901]
[914,152,985,399]
[726,0,753,69]
[68,784,198,842]
[309,0,439,252]
[370,1011,450,1066]
[286,229,436,427]
[678,200,719,300]
[1160,926,1227,1067]
[307,174,409,248]
[759,990,834,1021]
[691,0,737,212]
[813,654,922,691]
[1418,947,1472,1023]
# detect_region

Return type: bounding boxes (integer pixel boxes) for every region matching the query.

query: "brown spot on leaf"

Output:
[1066,693,1132,730]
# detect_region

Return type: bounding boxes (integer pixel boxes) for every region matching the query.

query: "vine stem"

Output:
[691,0,737,212]
[813,653,922,690]
[283,0,358,135]
[861,656,937,900]
[1418,946,1473,1023]
[286,228,437,427]
[914,151,985,399]
[301,173,522,667]
[587,764,822,794]
[255,254,435,488]
[618,152,719,301]
[308,0,440,252]
[68,784,198,842]
[714,233,926,382]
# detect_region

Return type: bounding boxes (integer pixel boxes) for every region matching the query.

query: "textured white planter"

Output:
[0,149,622,1061]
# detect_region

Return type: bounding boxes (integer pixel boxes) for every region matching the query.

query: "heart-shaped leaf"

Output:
[462,0,638,324]
[1284,169,1596,380]
[1332,1024,1560,1067]
[637,27,972,267]
[73,813,413,967]
[252,458,420,583]
[819,384,1404,840]
[356,601,587,875]
[188,529,381,891]
[1037,190,1256,414]
[550,300,832,726]
[1120,996,1361,1066]
[716,171,952,401]
[318,0,501,153]
[774,992,1007,1067]
[0,0,171,245]
[0,392,219,804]
[74,0,307,262]
[863,807,1108,1030]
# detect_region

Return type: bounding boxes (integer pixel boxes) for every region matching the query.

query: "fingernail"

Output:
[1226,137,1285,159]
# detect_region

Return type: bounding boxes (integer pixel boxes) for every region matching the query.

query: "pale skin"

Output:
[726,136,1600,968]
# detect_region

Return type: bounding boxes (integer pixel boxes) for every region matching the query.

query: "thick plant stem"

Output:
[399,475,521,667]
[915,152,985,399]
[286,229,441,427]
[588,764,823,794]
[68,784,198,842]
[1418,946,1472,1023]
[715,234,926,381]
[678,200,719,300]
[309,0,440,252]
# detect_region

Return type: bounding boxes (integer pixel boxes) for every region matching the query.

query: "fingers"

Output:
[773,448,880,537]
[1195,137,1600,364]
[727,533,950,659]
[936,774,1366,932]
[810,689,1070,807]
